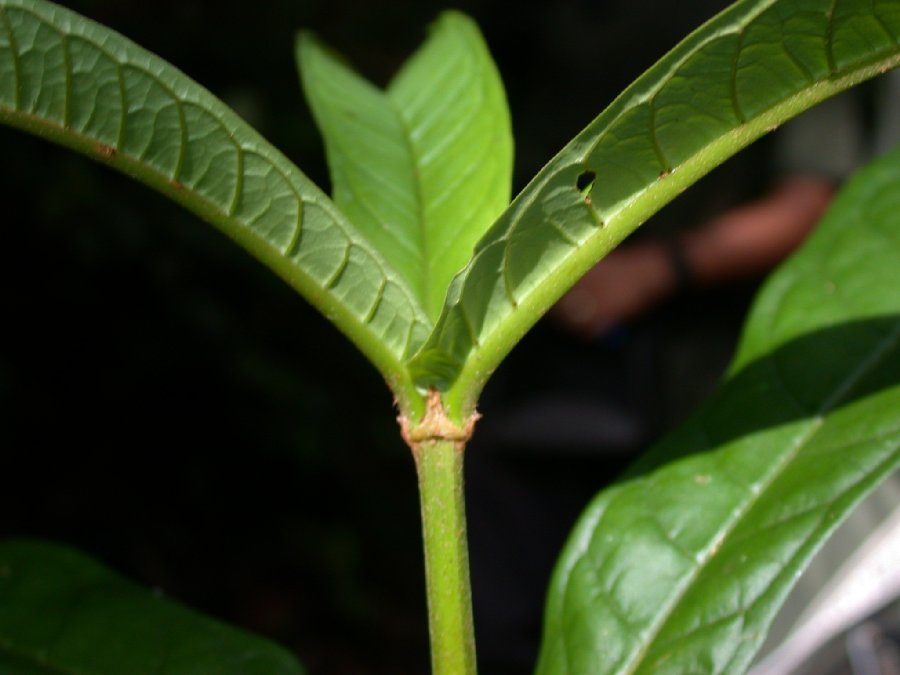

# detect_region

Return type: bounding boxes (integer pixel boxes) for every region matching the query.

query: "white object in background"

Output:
[750,498,900,675]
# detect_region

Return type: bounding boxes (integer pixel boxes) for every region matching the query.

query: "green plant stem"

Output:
[414,439,476,674]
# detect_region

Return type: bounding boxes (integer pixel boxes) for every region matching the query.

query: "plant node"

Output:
[399,389,480,450]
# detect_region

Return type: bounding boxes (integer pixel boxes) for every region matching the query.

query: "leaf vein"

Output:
[402,308,419,358]
[871,10,896,44]
[228,138,243,216]
[730,28,747,124]
[0,5,22,110]
[824,0,838,74]
[324,240,351,290]
[388,94,431,311]
[459,301,481,349]
[781,42,816,83]
[617,320,900,673]
[171,95,187,182]
[647,99,671,173]
[114,59,126,148]
[364,276,387,325]
[59,29,69,127]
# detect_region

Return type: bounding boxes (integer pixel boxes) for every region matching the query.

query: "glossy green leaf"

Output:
[297,12,512,320]
[0,540,304,674]
[536,145,900,675]
[0,0,430,404]
[411,0,900,417]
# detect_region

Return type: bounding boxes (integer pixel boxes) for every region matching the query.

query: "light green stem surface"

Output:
[414,439,476,674]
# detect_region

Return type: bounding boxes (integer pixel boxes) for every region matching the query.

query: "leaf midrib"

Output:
[386,18,485,321]
[387,96,433,319]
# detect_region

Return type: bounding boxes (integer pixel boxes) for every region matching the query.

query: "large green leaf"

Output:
[411,0,900,418]
[0,0,430,406]
[297,12,513,320]
[0,540,304,674]
[536,145,900,674]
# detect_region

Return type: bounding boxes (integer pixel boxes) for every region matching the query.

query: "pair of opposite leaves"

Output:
[299,3,900,402]
[5,0,897,409]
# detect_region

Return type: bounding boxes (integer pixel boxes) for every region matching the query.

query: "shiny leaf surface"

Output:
[0,540,305,674]
[536,146,900,675]
[297,12,512,320]
[410,0,900,416]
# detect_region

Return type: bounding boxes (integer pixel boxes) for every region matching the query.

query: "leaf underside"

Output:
[0,0,430,385]
[411,0,900,413]
[297,12,513,321]
[0,540,305,674]
[536,145,900,675]
[4,0,898,414]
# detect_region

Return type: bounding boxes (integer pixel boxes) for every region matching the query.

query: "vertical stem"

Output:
[414,439,477,674]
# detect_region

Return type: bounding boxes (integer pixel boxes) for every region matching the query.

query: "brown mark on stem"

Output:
[398,389,480,454]
[95,142,115,159]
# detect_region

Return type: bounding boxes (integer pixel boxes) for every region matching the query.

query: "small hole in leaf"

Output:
[576,170,596,194]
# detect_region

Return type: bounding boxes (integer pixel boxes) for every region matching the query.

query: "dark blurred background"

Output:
[0,1,784,673]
